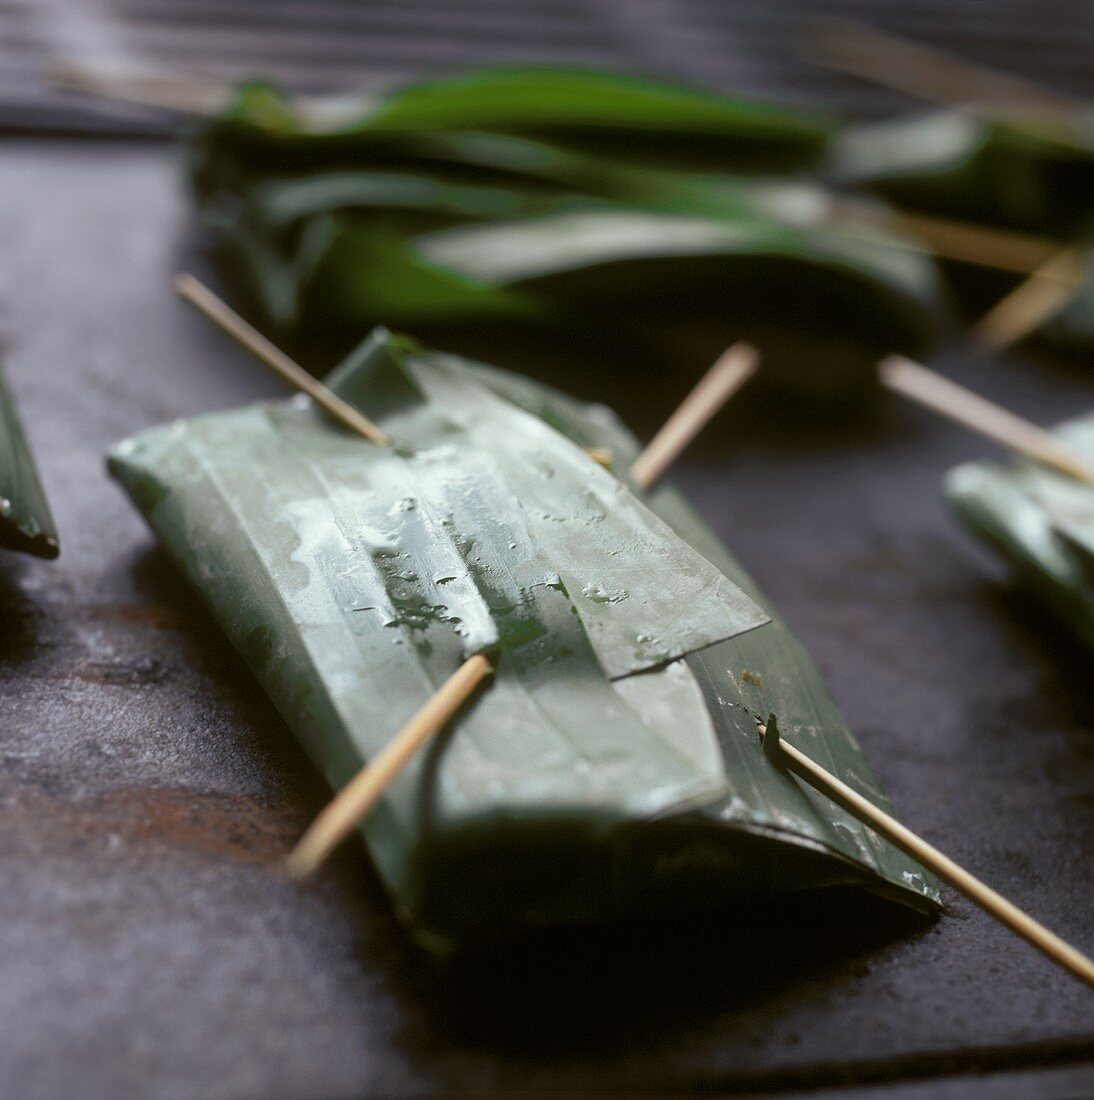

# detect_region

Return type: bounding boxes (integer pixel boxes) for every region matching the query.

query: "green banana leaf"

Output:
[945,413,1094,651]
[109,330,938,949]
[197,178,942,396]
[831,109,1094,238]
[0,362,58,559]
[195,71,833,178]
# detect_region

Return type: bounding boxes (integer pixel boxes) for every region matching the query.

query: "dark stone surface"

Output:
[0,141,1092,1098]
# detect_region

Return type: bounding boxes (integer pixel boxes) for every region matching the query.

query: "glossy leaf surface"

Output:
[110,331,938,947]
[201,71,833,176]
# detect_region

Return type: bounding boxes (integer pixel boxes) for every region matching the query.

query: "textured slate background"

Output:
[1,1,1093,1097]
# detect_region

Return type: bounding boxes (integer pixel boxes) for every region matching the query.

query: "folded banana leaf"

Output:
[0,362,58,559]
[945,413,1094,651]
[109,330,938,948]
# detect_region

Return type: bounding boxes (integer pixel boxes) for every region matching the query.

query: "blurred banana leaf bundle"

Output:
[0,363,58,559]
[832,108,1094,346]
[945,414,1094,650]
[833,110,1094,237]
[188,69,943,397]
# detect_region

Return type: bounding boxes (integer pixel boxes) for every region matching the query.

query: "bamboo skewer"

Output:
[286,653,493,879]
[879,356,1094,484]
[758,718,1094,986]
[853,206,1064,276]
[174,274,391,445]
[811,18,1085,122]
[631,343,758,490]
[970,247,1088,352]
[50,59,229,117]
[174,275,616,463]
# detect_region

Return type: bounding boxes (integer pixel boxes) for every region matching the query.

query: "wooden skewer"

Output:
[811,18,1084,122]
[970,247,1088,352]
[758,718,1094,986]
[631,342,758,491]
[51,57,353,127]
[176,276,614,465]
[286,653,492,879]
[879,355,1094,484]
[50,58,228,117]
[174,274,391,445]
[849,205,1065,276]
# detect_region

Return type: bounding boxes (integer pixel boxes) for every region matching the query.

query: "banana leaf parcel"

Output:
[945,413,1094,651]
[0,362,58,559]
[109,330,938,948]
[188,77,941,396]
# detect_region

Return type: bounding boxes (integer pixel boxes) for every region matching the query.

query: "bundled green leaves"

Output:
[946,414,1094,650]
[833,110,1094,237]
[110,330,937,949]
[832,109,1094,346]
[188,70,943,396]
[0,362,58,559]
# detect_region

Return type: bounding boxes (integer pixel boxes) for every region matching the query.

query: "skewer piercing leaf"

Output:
[758,717,1094,986]
[286,653,493,879]
[858,206,1066,276]
[174,273,391,445]
[108,327,939,944]
[173,274,610,465]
